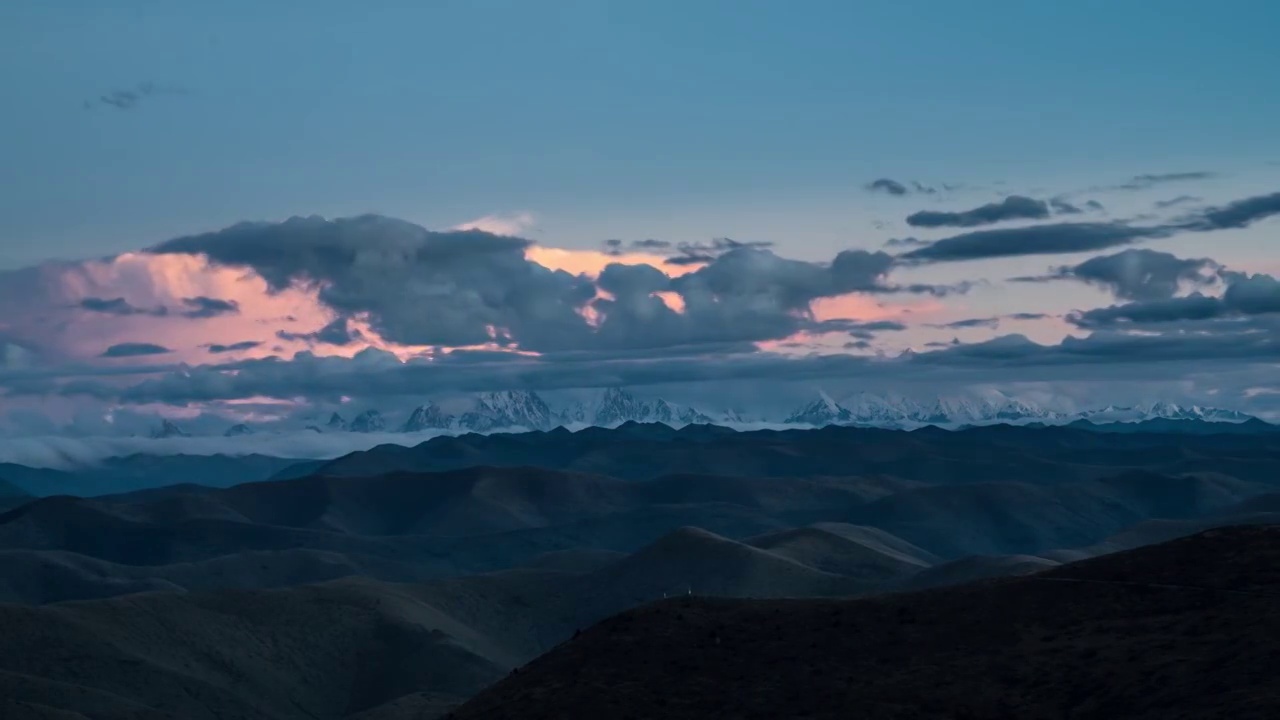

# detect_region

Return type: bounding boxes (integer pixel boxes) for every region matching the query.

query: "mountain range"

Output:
[3,422,1280,717]
[163,388,1266,440]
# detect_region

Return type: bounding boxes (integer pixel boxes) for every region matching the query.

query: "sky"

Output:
[1,0,1279,438]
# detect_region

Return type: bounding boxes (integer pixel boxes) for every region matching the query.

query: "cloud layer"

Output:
[3,174,1279,433]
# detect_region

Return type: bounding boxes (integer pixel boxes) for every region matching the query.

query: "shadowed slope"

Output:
[452,525,1280,720]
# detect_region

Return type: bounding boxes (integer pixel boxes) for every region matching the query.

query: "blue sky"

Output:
[1,0,1280,437]
[2,0,1278,264]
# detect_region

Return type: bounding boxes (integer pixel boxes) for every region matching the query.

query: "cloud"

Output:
[1011,248,1222,301]
[206,341,262,354]
[1155,195,1200,209]
[665,237,775,266]
[150,214,595,349]
[1067,272,1280,328]
[145,214,946,355]
[101,342,173,358]
[901,222,1163,263]
[900,190,1280,264]
[1049,198,1082,215]
[450,212,537,236]
[180,296,240,318]
[906,195,1050,228]
[883,237,929,248]
[928,317,1001,330]
[865,179,939,195]
[40,310,1280,407]
[83,82,186,111]
[603,238,673,256]
[77,297,167,317]
[1114,171,1216,190]
[277,317,362,346]
[1193,191,1280,230]
[866,178,909,195]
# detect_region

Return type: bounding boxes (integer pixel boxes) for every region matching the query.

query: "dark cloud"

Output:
[1067,273,1280,329]
[883,237,929,248]
[581,248,919,351]
[602,238,673,256]
[666,237,774,266]
[1115,171,1216,190]
[1007,312,1049,321]
[77,297,167,317]
[150,214,597,350]
[1084,200,1105,211]
[928,317,1000,330]
[180,296,240,318]
[277,318,362,346]
[101,342,173,358]
[1155,195,1200,209]
[1049,198,1082,215]
[145,214,946,356]
[24,307,1280,405]
[1069,294,1224,328]
[906,195,1050,228]
[839,320,908,341]
[866,178,909,195]
[1012,249,1222,301]
[901,222,1163,263]
[83,82,186,111]
[206,341,262,354]
[904,190,1280,264]
[865,179,939,196]
[1193,191,1280,230]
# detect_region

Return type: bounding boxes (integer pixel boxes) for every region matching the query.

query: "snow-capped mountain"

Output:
[784,392,854,427]
[402,402,456,433]
[785,390,1063,428]
[574,387,714,427]
[1079,401,1255,424]
[840,391,926,427]
[913,393,1062,426]
[133,388,1265,439]
[456,390,557,432]
[150,419,190,439]
[348,410,387,433]
[781,390,1254,429]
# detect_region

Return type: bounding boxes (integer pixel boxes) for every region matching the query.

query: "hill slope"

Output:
[452,525,1280,720]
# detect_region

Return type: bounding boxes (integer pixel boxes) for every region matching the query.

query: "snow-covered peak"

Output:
[586,387,714,427]
[457,390,556,432]
[402,403,455,433]
[223,423,255,437]
[348,410,387,433]
[784,393,854,427]
[150,419,190,439]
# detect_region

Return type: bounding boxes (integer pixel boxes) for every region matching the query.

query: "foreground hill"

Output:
[452,524,1280,720]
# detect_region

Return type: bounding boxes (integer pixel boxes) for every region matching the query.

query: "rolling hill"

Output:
[451,525,1280,720]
